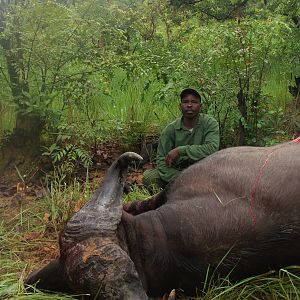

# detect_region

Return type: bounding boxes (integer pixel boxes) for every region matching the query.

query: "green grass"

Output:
[0,179,90,300]
[262,64,297,109]
[40,68,180,154]
[123,184,153,204]
[98,69,179,149]
[195,267,300,299]
[0,101,15,142]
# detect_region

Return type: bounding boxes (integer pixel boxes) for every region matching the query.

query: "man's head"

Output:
[180,88,201,119]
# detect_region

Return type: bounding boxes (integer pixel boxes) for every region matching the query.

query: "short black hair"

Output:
[180,88,201,102]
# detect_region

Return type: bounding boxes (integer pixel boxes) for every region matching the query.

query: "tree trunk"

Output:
[0,113,43,176]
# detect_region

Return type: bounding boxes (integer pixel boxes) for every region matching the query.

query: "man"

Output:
[143,88,220,189]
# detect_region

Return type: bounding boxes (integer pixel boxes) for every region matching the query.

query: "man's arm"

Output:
[177,118,219,161]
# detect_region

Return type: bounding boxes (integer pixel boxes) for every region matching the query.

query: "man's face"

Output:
[180,94,201,119]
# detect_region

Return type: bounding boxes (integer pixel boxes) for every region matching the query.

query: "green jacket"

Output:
[157,113,220,183]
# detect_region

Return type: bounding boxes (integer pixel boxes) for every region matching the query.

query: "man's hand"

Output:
[165,148,180,167]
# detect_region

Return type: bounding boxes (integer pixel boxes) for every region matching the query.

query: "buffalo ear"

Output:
[25,258,71,293]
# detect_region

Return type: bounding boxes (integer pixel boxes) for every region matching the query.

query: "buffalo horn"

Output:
[63,152,142,240]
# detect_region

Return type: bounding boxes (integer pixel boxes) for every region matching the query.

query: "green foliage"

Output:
[123,185,153,204]
[0,0,299,155]
[178,16,298,145]
[42,120,93,182]
[99,69,177,150]
[0,99,15,144]
[197,267,300,299]
[41,179,90,232]
[43,143,92,168]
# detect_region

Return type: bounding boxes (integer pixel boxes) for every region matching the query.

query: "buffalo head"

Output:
[25,152,148,299]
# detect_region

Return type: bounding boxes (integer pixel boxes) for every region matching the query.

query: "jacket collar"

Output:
[174,114,201,130]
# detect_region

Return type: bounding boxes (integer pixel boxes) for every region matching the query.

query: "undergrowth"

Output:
[196,267,300,299]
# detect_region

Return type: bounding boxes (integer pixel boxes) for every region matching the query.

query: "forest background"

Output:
[0,0,299,177]
[0,0,300,299]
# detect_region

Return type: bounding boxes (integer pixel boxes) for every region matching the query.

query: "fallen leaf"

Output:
[43,212,50,223]
[16,182,26,194]
[74,197,84,212]
[24,232,41,241]
[136,174,144,184]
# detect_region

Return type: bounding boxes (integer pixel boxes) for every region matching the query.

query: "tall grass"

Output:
[78,69,179,147]
[44,68,179,153]
[262,64,297,109]
[1,63,294,151]
[0,179,92,299]
[42,177,92,232]
[196,267,300,300]
[0,101,15,142]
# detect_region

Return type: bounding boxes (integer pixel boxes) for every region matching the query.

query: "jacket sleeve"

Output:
[156,126,180,183]
[177,118,219,161]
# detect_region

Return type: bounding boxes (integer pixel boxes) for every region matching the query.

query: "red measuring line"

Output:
[249,137,300,226]
[292,136,300,143]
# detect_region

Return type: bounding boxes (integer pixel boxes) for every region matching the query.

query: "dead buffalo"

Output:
[25,139,300,299]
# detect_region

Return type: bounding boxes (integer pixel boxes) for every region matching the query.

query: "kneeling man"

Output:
[143,88,220,189]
